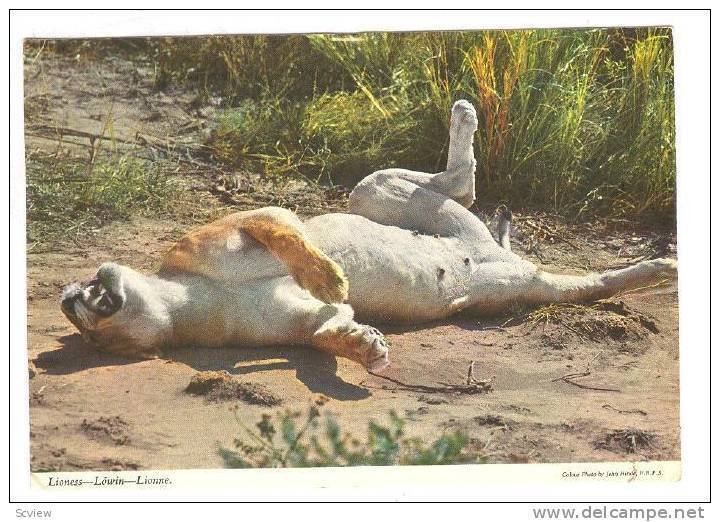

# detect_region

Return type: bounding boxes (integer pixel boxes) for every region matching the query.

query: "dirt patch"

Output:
[601,404,648,416]
[417,396,449,405]
[80,416,130,446]
[576,301,659,341]
[185,371,282,406]
[518,299,659,345]
[211,173,350,217]
[29,390,45,407]
[97,458,141,471]
[594,428,657,454]
[32,451,141,472]
[507,211,677,273]
[473,414,507,427]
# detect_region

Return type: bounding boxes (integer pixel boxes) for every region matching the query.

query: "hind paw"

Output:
[645,258,677,277]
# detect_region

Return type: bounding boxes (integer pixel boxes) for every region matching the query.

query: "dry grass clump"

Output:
[595,428,656,454]
[518,299,659,342]
[26,150,178,250]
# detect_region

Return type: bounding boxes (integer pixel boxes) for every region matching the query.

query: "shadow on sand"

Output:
[35,333,371,401]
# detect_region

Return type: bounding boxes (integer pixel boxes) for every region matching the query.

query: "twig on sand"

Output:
[602,404,647,416]
[365,363,492,395]
[467,361,476,385]
[516,216,580,251]
[476,325,506,332]
[551,371,621,393]
[28,125,138,147]
[465,360,492,387]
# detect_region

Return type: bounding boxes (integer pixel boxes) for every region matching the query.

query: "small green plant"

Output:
[219,405,484,468]
[26,151,178,249]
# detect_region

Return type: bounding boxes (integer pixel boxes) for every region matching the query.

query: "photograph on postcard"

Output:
[24,28,679,474]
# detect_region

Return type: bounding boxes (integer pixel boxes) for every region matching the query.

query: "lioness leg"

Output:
[306,302,390,371]
[527,258,678,304]
[161,206,348,303]
[348,100,485,239]
[497,205,512,252]
[349,174,495,243]
[240,213,348,303]
[388,99,479,207]
[349,99,479,224]
[431,99,479,207]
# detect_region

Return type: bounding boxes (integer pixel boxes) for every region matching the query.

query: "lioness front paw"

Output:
[357,325,390,372]
[313,320,390,371]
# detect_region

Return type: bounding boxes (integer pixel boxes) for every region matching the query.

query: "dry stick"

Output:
[29,125,212,161]
[25,133,108,150]
[28,125,138,147]
[476,325,506,332]
[475,340,496,347]
[551,371,621,393]
[517,217,580,251]
[556,320,587,339]
[529,243,548,264]
[602,404,648,416]
[366,368,492,395]
[551,371,590,381]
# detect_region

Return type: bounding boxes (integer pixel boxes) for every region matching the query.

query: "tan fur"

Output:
[161,211,348,304]
[239,216,348,304]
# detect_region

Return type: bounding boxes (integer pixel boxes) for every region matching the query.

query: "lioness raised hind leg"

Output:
[496,205,512,252]
[348,99,486,240]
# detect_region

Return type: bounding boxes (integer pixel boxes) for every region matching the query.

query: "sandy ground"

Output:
[25,50,680,471]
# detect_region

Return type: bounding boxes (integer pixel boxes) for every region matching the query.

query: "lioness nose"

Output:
[61,294,77,312]
[61,284,81,312]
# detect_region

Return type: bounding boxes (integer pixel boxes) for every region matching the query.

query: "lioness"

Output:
[61,100,676,371]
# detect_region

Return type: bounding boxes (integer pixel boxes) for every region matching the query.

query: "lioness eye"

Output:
[99,293,113,308]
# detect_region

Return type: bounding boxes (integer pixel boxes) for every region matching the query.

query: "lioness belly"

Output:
[304,213,518,323]
[169,275,320,348]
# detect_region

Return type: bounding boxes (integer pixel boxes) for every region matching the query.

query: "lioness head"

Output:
[60,262,167,358]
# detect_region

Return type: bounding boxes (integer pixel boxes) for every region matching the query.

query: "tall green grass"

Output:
[153,35,353,99]
[118,29,681,221]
